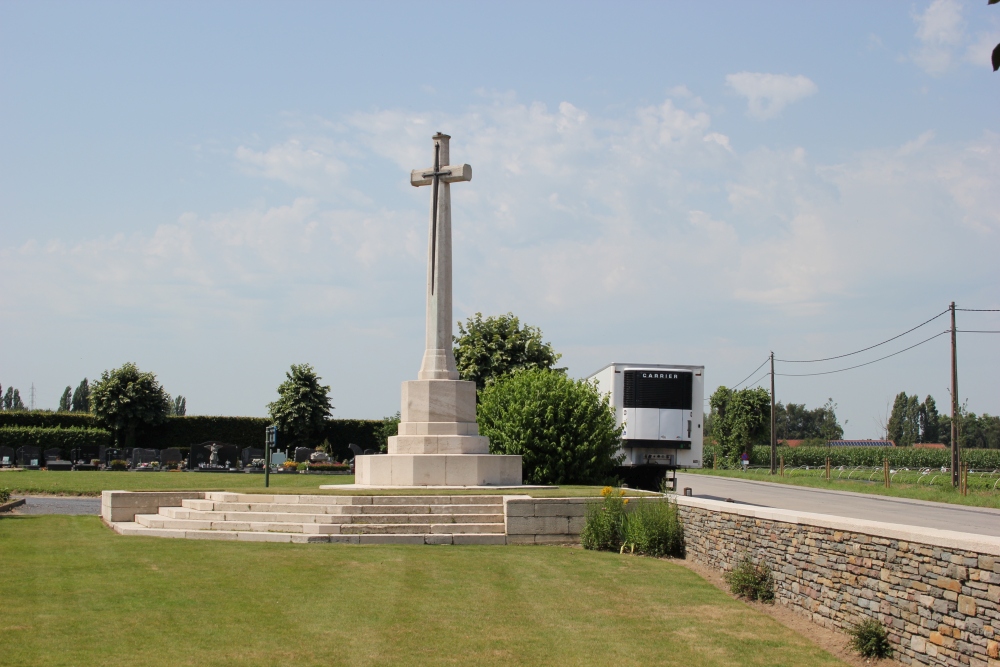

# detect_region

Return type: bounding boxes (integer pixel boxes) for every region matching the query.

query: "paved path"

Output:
[676,473,1000,538]
[8,496,101,515]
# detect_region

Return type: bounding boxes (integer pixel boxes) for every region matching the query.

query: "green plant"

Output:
[724,554,774,603]
[702,443,1000,469]
[847,618,892,659]
[477,368,624,485]
[91,362,171,449]
[267,363,333,449]
[582,489,684,558]
[109,460,128,471]
[709,386,771,466]
[581,487,627,551]
[621,497,685,558]
[453,312,562,391]
[0,488,11,503]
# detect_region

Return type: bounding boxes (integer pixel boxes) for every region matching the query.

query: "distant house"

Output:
[827,440,896,447]
[914,443,947,449]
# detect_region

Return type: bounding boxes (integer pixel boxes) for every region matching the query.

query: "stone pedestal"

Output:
[355,378,522,486]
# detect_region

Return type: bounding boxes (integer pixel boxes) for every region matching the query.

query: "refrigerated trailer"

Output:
[588,363,705,487]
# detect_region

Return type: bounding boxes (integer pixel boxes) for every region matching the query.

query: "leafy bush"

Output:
[0,488,11,503]
[724,554,774,603]
[847,618,893,659]
[581,487,627,551]
[582,488,684,557]
[109,460,128,471]
[304,462,348,472]
[0,426,112,460]
[621,497,685,557]
[478,369,623,485]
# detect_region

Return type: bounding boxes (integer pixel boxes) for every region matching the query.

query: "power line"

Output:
[775,330,949,377]
[730,357,770,390]
[776,308,948,363]
[745,371,770,388]
[958,330,1000,333]
[957,308,1000,312]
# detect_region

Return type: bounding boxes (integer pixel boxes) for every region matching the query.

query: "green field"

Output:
[0,470,634,498]
[0,514,846,667]
[688,466,1000,509]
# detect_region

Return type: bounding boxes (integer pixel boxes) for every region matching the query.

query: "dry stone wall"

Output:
[674,496,1000,667]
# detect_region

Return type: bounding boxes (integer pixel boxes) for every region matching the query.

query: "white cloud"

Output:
[725,72,818,120]
[965,30,1000,68]
[911,0,966,75]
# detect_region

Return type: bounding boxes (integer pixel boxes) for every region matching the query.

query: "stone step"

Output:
[136,515,345,534]
[181,500,501,516]
[202,492,504,506]
[160,507,502,525]
[338,522,503,535]
[113,521,506,545]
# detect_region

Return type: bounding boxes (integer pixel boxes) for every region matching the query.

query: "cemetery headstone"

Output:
[241,447,264,467]
[294,447,312,463]
[0,446,14,467]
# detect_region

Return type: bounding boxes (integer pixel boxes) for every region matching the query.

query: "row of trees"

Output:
[0,377,185,417]
[707,387,847,466]
[883,392,1000,449]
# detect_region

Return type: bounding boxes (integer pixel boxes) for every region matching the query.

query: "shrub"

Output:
[109,460,128,471]
[847,618,893,659]
[581,487,627,551]
[621,497,685,557]
[582,488,684,557]
[0,426,112,460]
[724,554,774,603]
[478,369,623,485]
[0,488,11,503]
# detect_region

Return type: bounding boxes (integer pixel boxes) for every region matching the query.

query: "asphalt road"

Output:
[7,496,101,515]
[675,473,1000,538]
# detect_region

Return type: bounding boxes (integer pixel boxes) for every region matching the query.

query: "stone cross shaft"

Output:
[410,133,472,381]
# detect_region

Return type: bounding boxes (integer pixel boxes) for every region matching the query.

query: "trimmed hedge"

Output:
[703,444,1000,469]
[0,426,112,458]
[0,412,382,461]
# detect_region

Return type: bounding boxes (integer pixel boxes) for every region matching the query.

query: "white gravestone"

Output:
[354,133,522,486]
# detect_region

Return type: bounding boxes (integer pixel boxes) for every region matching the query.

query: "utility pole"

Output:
[770,351,776,475]
[950,302,959,487]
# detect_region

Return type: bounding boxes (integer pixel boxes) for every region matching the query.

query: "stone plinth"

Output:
[354,453,522,486]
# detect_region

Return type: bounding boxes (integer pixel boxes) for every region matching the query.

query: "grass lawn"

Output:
[0,470,634,498]
[0,515,846,667]
[686,467,1000,510]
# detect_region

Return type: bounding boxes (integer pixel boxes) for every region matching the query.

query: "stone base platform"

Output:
[353,454,522,487]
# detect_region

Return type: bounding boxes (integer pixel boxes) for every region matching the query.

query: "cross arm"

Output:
[410,164,472,187]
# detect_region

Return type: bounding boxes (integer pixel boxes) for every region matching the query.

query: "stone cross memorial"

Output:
[354,133,522,486]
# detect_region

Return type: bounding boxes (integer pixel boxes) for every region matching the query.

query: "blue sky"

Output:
[1,1,998,437]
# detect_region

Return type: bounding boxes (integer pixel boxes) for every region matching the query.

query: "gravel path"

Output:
[8,496,101,515]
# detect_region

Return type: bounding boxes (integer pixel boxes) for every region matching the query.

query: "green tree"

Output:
[477,368,623,485]
[888,392,923,446]
[453,312,562,391]
[90,362,171,448]
[57,386,72,412]
[919,395,940,443]
[708,386,770,466]
[376,411,401,453]
[2,387,25,411]
[267,364,333,448]
[71,378,91,412]
[774,399,844,441]
[887,392,908,446]
[170,395,187,416]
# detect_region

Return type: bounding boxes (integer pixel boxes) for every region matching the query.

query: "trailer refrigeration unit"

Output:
[588,363,704,491]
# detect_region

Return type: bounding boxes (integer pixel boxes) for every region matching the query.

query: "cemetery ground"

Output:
[687,466,1000,509]
[0,514,854,667]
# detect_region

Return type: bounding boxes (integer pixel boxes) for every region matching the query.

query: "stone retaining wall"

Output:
[503,496,588,544]
[101,490,205,523]
[674,496,1000,667]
